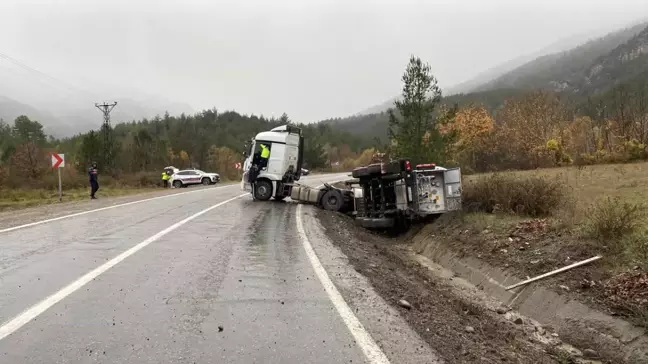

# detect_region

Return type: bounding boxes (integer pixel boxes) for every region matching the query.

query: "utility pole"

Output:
[95,101,117,170]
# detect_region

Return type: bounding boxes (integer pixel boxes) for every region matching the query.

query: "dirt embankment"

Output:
[455,164,648,331]
[413,217,648,364]
[431,212,648,327]
[316,209,569,364]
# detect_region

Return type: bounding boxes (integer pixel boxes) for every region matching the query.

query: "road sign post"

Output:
[51,153,65,202]
[58,168,62,202]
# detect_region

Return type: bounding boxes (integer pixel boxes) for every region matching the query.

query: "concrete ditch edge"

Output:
[410,224,648,364]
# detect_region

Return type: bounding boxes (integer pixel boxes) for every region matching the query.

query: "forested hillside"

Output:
[477,22,648,93]
[583,25,648,93]
[0,109,375,190]
[319,88,524,141]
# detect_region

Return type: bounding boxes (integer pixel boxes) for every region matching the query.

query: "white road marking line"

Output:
[296,203,391,364]
[0,174,342,235]
[0,183,238,234]
[0,193,247,341]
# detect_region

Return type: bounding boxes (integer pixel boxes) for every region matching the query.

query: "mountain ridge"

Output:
[476,21,648,94]
[355,20,648,117]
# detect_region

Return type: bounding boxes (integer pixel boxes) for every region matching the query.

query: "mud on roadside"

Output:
[316,209,570,364]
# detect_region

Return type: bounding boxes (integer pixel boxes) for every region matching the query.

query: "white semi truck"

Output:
[241,124,304,201]
[241,125,463,229]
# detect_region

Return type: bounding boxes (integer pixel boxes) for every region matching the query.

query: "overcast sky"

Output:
[1,0,647,123]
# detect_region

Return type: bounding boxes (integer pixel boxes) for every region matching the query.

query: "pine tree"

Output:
[79,131,102,172]
[388,55,453,165]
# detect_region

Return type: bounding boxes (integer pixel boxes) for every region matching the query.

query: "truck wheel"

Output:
[384,161,402,174]
[273,196,286,201]
[173,180,183,188]
[352,164,383,178]
[321,190,343,211]
[201,177,211,185]
[352,166,368,178]
[254,180,273,201]
[366,163,382,176]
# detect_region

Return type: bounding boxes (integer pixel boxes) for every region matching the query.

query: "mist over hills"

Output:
[0,59,193,137]
[328,20,648,140]
[355,20,648,118]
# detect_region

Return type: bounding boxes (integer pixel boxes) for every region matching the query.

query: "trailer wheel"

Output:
[321,190,343,211]
[356,217,395,229]
[254,180,273,201]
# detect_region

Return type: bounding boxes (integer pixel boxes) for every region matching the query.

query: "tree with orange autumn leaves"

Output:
[440,105,494,170]
[438,89,647,173]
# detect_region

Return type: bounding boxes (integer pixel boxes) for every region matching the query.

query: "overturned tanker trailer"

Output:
[291,159,463,229]
[239,125,462,229]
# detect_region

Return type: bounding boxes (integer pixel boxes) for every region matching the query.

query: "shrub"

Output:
[622,139,648,162]
[623,230,648,268]
[462,173,567,217]
[585,197,646,242]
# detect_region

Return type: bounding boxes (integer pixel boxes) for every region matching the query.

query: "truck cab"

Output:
[241,125,304,200]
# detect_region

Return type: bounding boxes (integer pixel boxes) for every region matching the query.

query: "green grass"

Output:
[0,187,158,211]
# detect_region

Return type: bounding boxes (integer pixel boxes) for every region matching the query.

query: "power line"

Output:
[0,52,94,97]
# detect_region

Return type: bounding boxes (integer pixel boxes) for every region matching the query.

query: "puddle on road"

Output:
[240,202,301,276]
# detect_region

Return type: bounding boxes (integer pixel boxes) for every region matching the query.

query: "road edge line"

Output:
[0,183,238,234]
[296,203,391,364]
[0,193,247,341]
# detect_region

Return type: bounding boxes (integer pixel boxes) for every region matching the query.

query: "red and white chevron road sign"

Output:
[51,153,65,168]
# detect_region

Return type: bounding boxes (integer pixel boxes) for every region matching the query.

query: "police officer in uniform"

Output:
[89,162,99,199]
[161,170,170,188]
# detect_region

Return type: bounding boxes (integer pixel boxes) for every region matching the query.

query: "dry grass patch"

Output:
[463,173,566,217]
[463,162,648,223]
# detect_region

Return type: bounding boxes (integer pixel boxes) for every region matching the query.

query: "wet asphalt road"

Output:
[0,174,371,364]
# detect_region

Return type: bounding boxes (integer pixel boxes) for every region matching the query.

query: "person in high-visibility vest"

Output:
[161,170,170,188]
[259,143,270,170]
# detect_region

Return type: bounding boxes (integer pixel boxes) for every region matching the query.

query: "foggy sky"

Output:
[1,0,647,123]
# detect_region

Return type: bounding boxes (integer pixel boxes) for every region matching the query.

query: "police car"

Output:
[170,169,220,188]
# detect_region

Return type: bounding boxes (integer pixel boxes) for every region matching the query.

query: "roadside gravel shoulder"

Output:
[314,208,563,364]
[300,205,443,364]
